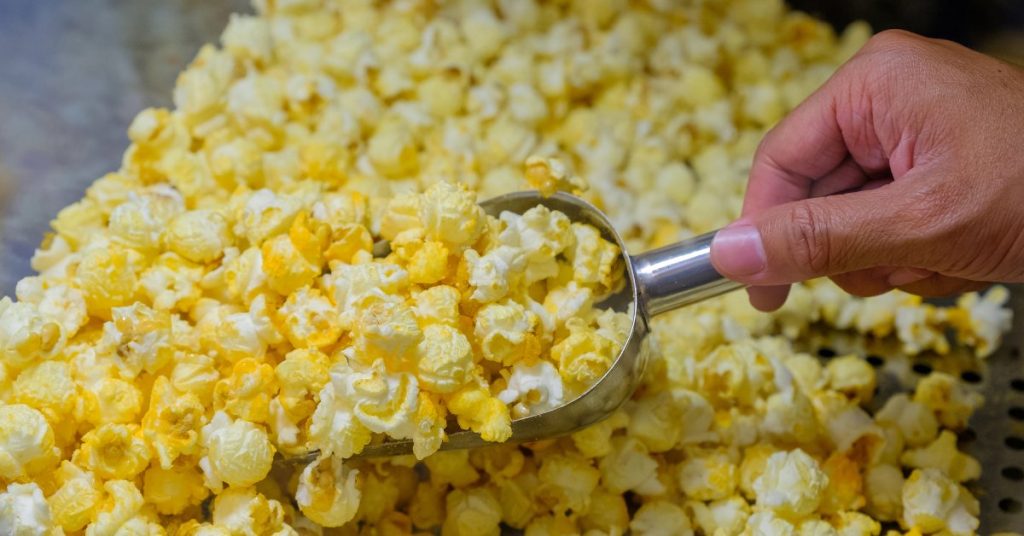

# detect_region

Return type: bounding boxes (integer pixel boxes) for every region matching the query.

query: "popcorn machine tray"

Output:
[0,1,1021,533]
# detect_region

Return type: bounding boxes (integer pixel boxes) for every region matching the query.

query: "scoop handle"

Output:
[631,230,744,317]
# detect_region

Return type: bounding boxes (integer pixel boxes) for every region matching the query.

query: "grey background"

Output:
[0,0,247,294]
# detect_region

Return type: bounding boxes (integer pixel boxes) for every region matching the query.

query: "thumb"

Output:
[710,184,924,285]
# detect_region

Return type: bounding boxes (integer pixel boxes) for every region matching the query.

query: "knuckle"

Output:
[786,204,834,275]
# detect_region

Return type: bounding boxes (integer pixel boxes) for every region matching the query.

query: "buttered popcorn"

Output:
[0,0,1013,534]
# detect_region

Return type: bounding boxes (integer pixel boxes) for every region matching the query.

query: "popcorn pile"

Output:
[0,0,1013,534]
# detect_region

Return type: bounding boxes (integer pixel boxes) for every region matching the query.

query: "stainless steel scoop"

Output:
[285,190,742,464]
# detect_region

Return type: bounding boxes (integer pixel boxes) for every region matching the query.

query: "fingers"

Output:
[712,180,923,286]
[747,285,790,312]
[896,274,989,297]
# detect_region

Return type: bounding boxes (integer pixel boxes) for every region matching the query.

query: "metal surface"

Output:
[633,231,744,316]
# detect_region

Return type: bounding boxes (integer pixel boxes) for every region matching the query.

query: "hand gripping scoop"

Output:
[286,190,742,463]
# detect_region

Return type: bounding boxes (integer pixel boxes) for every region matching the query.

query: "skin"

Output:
[710,29,1024,311]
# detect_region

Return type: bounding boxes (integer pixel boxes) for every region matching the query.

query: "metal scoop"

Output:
[285,190,741,464]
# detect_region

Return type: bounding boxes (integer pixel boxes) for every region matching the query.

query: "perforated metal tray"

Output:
[1,2,1021,533]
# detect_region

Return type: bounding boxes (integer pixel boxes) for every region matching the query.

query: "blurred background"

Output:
[0,0,1022,296]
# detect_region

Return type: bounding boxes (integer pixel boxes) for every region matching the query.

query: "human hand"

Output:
[710,30,1024,311]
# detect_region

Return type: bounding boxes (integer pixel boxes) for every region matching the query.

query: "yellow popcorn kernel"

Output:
[296,456,361,527]
[275,348,330,421]
[298,139,349,185]
[412,392,448,460]
[277,287,342,349]
[142,464,209,516]
[409,482,446,531]
[739,443,777,500]
[75,423,151,481]
[825,355,877,404]
[419,181,486,251]
[442,487,502,536]
[820,452,866,514]
[261,233,320,296]
[599,436,663,495]
[676,447,739,501]
[463,246,526,304]
[235,188,302,247]
[0,404,60,480]
[102,302,175,377]
[629,388,714,453]
[200,411,275,490]
[211,486,291,534]
[754,449,829,520]
[423,450,480,489]
[88,479,162,535]
[324,223,373,264]
[79,377,142,428]
[51,198,106,249]
[401,239,451,286]
[524,156,587,198]
[0,482,55,535]
[912,372,983,430]
[355,299,422,367]
[0,298,63,370]
[214,358,278,424]
[308,376,373,459]
[142,376,205,469]
[47,462,102,533]
[108,185,186,253]
[349,360,420,439]
[579,488,628,534]
[416,324,474,394]
[498,360,566,419]
[73,246,140,318]
[552,318,617,390]
[875,394,939,448]
[864,464,904,522]
[629,500,692,536]
[169,352,220,404]
[947,286,1012,357]
[12,360,76,422]
[901,468,979,535]
[166,209,233,264]
[379,193,423,242]
[312,190,367,230]
[566,222,622,290]
[474,300,540,366]
[900,431,981,483]
[368,117,419,178]
[222,13,273,63]
[571,409,628,458]
[537,454,600,515]
[762,386,820,445]
[412,285,461,327]
[139,252,205,312]
[357,466,405,524]
[418,73,466,117]
[447,382,512,443]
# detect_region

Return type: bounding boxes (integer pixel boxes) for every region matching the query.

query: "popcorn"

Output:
[900,431,981,483]
[901,469,979,535]
[47,462,102,532]
[441,487,503,536]
[1,0,1005,532]
[200,411,275,490]
[296,456,361,527]
[0,404,60,480]
[497,360,565,418]
[416,324,474,394]
[753,449,829,519]
[75,423,151,481]
[629,501,693,536]
[0,482,54,536]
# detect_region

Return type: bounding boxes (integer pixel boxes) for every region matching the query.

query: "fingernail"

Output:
[887,268,933,287]
[712,225,766,277]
